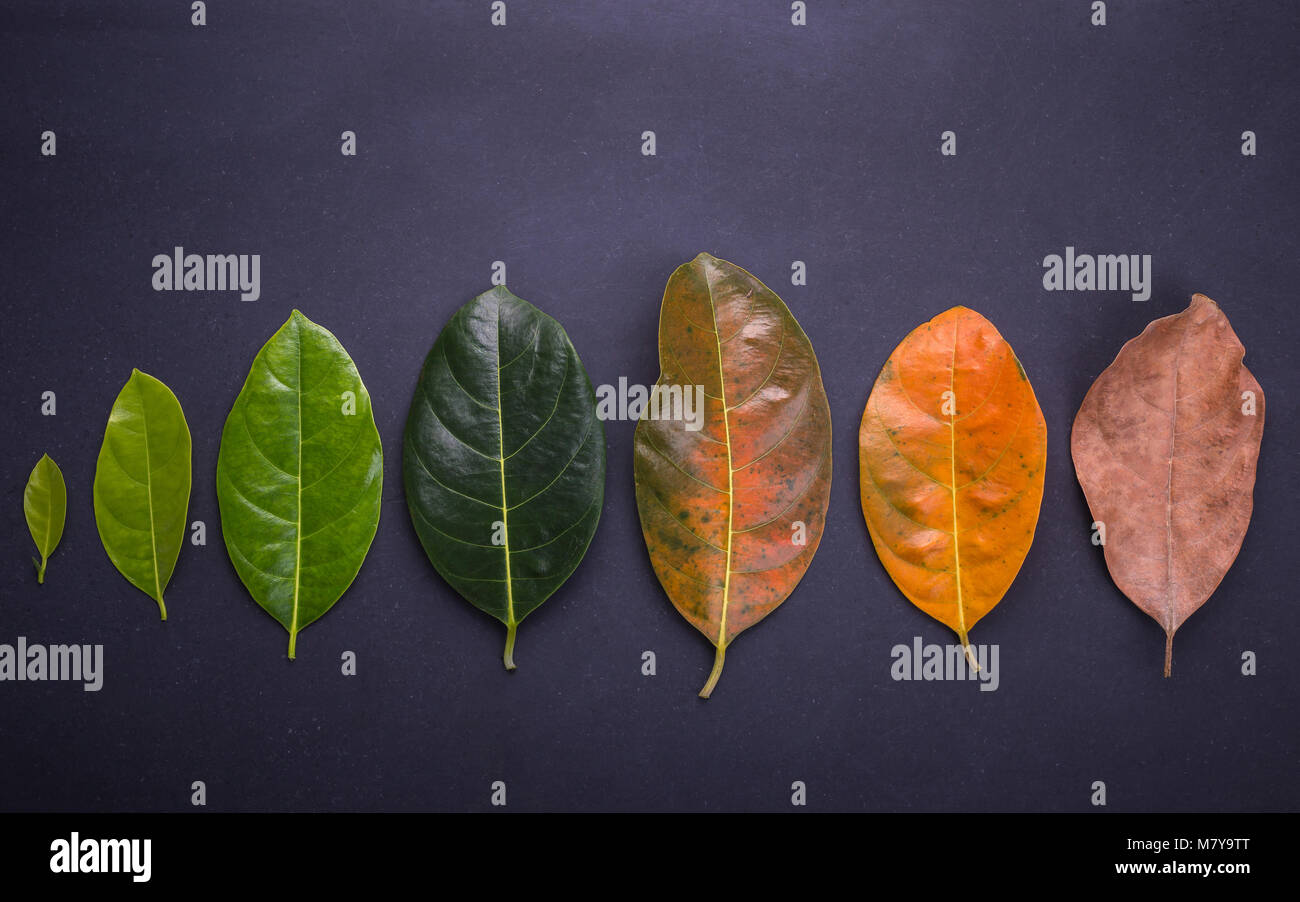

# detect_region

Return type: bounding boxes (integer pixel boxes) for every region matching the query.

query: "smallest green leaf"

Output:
[24,454,67,584]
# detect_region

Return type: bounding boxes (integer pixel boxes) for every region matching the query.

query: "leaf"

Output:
[858,307,1047,665]
[633,253,832,698]
[1071,295,1264,676]
[217,310,383,659]
[403,286,605,670]
[24,453,66,584]
[93,369,192,619]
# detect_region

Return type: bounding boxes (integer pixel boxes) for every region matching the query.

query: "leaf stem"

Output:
[1163,630,1173,678]
[157,596,167,622]
[288,628,297,660]
[503,621,517,671]
[35,556,46,584]
[960,630,980,673]
[699,642,726,698]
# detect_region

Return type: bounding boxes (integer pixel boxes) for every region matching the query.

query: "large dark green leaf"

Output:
[404,286,605,669]
[217,310,383,659]
[24,453,66,584]
[93,369,192,619]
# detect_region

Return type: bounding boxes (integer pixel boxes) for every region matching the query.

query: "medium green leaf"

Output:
[217,310,383,659]
[93,370,192,619]
[24,453,67,584]
[403,286,605,669]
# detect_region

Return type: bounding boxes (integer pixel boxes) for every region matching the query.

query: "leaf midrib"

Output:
[948,322,967,645]
[137,382,163,604]
[702,271,736,652]
[494,302,515,632]
[1162,319,1193,632]
[290,327,304,656]
[40,460,55,560]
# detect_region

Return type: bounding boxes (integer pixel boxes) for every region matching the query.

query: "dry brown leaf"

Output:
[1071,294,1265,676]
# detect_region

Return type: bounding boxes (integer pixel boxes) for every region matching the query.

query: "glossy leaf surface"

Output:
[217,311,382,658]
[859,307,1046,661]
[634,253,832,697]
[1071,295,1264,676]
[404,286,605,670]
[24,453,66,584]
[93,370,192,619]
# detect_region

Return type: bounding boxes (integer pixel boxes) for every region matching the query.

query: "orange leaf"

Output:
[858,307,1047,663]
[634,254,832,698]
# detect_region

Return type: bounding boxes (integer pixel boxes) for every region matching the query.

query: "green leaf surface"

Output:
[403,286,605,669]
[93,370,192,618]
[217,310,383,659]
[24,453,66,584]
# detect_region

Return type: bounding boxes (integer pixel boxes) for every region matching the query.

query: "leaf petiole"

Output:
[503,621,517,671]
[699,642,726,698]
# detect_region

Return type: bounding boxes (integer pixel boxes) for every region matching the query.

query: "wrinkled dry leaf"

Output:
[1071,294,1264,675]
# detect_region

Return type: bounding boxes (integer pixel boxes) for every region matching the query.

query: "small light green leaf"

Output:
[93,370,192,619]
[217,310,383,659]
[403,286,605,670]
[24,453,66,584]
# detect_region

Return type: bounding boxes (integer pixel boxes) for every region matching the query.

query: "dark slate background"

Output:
[0,1,1296,813]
